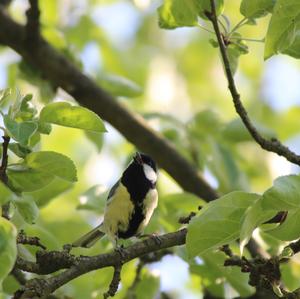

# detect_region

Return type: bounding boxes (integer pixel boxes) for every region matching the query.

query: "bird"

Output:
[72,152,158,249]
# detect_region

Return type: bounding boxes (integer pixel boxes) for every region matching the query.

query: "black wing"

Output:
[107,180,120,201]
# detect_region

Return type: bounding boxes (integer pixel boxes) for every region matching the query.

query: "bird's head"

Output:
[133,152,157,183]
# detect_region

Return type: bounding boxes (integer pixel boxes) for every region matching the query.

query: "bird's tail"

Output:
[72,223,105,248]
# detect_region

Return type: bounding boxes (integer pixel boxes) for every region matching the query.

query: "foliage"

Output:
[0,0,300,298]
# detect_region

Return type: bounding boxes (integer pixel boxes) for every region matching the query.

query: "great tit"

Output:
[72,152,158,248]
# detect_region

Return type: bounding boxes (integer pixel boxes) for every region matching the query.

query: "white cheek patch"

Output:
[143,164,157,183]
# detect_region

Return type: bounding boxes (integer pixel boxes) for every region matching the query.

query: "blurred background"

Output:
[1,0,300,298]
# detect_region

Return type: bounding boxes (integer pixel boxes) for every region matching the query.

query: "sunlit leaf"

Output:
[196,0,224,20]
[12,196,39,224]
[135,270,160,299]
[240,197,276,254]
[0,89,11,107]
[85,131,103,152]
[0,181,16,205]
[4,116,38,146]
[98,73,142,98]
[222,118,276,143]
[7,167,54,192]
[25,177,73,207]
[191,250,255,297]
[160,192,205,230]
[261,175,300,211]
[0,218,17,290]
[265,0,300,59]
[266,209,300,241]
[8,143,31,158]
[240,0,276,18]
[25,151,77,182]
[157,0,198,29]
[40,102,106,133]
[187,191,257,257]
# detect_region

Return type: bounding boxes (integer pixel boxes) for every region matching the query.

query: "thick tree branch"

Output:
[0,7,217,201]
[207,0,300,166]
[25,0,40,43]
[17,230,186,298]
[16,249,78,275]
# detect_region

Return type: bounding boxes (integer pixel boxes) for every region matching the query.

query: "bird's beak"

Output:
[133,152,143,165]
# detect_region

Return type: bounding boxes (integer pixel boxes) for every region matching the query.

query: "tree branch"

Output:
[0,7,217,201]
[17,230,47,250]
[103,264,122,299]
[25,0,40,44]
[207,0,300,167]
[1,135,10,219]
[17,230,186,298]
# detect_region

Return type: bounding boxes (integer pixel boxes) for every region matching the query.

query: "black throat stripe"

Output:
[118,163,155,238]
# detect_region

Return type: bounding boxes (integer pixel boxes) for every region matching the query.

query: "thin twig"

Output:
[104,264,122,299]
[1,135,10,219]
[17,230,47,249]
[228,17,247,37]
[207,0,300,166]
[178,211,197,224]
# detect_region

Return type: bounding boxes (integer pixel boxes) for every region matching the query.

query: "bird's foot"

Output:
[115,245,126,261]
[139,233,162,246]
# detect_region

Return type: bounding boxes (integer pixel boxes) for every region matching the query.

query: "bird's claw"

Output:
[151,234,162,246]
[115,245,126,261]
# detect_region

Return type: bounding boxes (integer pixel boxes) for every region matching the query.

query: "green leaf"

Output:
[7,167,54,192]
[17,94,37,121]
[240,197,276,254]
[222,119,252,142]
[196,0,224,20]
[283,28,300,58]
[160,192,205,230]
[265,0,300,59]
[85,131,103,152]
[240,0,276,19]
[12,196,39,224]
[208,142,248,193]
[4,116,38,146]
[188,109,222,136]
[266,209,300,241]
[227,46,242,75]
[0,181,16,205]
[157,0,198,29]
[40,102,106,133]
[25,177,73,207]
[98,74,142,98]
[37,121,52,135]
[191,251,255,297]
[135,270,160,299]
[261,175,300,211]
[77,185,108,212]
[222,118,276,143]
[281,261,300,291]
[25,151,77,182]
[8,143,31,158]
[0,89,11,107]
[0,217,17,290]
[187,191,258,257]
